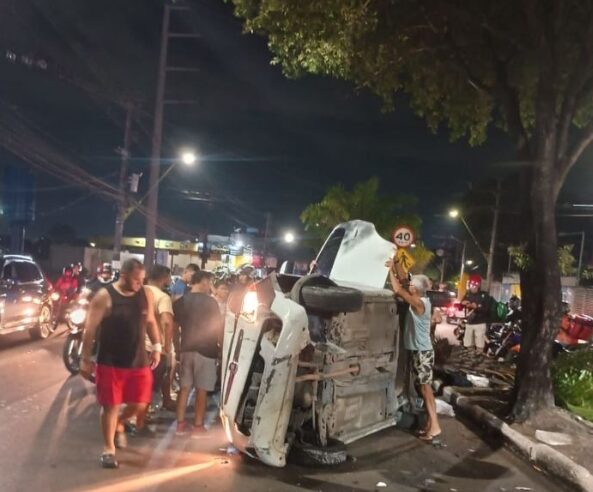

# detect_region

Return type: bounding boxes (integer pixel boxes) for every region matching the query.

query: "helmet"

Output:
[97,262,113,275]
[509,295,521,311]
[237,264,255,278]
[62,266,73,276]
[468,274,482,287]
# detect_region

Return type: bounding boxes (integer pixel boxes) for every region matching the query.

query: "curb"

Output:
[442,387,593,492]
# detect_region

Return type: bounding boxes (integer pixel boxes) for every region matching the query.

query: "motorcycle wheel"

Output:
[63,333,83,375]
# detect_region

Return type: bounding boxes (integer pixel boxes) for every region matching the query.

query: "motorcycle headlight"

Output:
[69,308,86,326]
[51,292,60,302]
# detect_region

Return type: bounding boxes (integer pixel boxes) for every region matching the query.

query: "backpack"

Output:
[491,298,509,322]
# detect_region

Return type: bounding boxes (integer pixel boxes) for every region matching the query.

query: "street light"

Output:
[180,150,197,166]
[284,232,295,244]
[466,259,474,266]
[448,209,460,219]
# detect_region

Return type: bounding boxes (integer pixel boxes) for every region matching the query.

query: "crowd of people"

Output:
[78,259,246,469]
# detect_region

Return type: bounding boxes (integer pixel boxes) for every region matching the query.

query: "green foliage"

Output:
[300,177,421,245]
[508,244,576,276]
[553,349,593,422]
[229,0,593,147]
[507,244,533,271]
[557,245,577,276]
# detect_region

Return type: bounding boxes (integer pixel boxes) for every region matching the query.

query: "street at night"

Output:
[2,1,593,490]
[0,328,563,492]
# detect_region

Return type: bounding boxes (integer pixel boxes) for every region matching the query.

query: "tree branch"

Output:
[558,123,593,186]
[556,18,593,161]
[484,35,531,157]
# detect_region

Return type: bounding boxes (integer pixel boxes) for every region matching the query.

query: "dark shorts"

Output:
[410,350,435,386]
[95,364,153,406]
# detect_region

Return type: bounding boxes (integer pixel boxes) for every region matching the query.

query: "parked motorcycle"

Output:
[485,321,522,360]
[62,294,89,375]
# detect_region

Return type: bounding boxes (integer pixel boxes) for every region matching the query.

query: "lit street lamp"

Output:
[180,150,197,166]
[284,232,295,244]
[466,259,474,266]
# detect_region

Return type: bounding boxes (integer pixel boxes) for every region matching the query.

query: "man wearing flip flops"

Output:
[387,265,442,442]
[80,258,162,469]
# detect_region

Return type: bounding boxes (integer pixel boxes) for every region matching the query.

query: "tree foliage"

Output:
[508,243,576,276]
[301,177,433,271]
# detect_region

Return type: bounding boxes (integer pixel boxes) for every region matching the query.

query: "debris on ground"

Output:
[466,374,490,388]
[534,430,573,446]
[436,398,455,417]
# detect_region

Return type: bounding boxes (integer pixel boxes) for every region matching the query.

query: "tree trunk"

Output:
[511,159,562,421]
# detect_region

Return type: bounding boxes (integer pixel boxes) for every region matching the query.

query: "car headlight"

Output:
[69,308,86,325]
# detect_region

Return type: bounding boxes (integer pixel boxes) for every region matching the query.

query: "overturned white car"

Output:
[220,220,417,467]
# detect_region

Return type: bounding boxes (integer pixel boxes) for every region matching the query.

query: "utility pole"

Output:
[144,2,200,269]
[113,103,133,262]
[459,240,467,299]
[486,179,502,291]
[262,212,272,266]
[144,3,171,269]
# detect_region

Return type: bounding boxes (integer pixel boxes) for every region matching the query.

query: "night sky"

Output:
[1,0,591,249]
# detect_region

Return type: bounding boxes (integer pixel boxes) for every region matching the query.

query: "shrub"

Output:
[552,349,593,422]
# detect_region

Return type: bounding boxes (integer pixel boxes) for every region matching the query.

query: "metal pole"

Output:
[458,241,466,298]
[145,3,170,269]
[440,257,446,284]
[578,231,585,281]
[460,215,488,261]
[486,179,501,290]
[113,104,133,262]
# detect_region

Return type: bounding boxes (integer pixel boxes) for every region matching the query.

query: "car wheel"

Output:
[30,304,52,340]
[290,438,348,466]
[291,275,363,315]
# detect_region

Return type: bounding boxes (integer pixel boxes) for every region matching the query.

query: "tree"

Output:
[229,0,593,420]
[301,177,433,269]
[301,177,421,245]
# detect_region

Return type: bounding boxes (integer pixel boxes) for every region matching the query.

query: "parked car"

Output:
[220,220,421,468]
[0,254,54,339]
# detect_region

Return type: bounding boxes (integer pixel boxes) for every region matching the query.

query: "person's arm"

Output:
[161,312,174,355]
[388,270,425,315]
[144,286,162,369]
[80,288,109,380]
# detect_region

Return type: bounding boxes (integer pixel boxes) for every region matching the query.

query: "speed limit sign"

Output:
[392,225,415,248]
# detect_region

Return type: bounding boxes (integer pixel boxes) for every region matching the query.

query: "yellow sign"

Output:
[396,248,416,273]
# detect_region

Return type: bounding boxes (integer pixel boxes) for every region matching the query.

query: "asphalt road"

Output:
[0,326,566,492]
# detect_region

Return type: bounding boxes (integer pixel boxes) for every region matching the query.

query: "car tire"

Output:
[290,438,348,467]
[30,304,53,340]
[291,275,363,315]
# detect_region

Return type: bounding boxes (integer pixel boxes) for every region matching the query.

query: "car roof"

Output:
[1,254,35,261]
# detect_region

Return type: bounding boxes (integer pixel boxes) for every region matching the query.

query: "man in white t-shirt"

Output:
[135,265,175,435]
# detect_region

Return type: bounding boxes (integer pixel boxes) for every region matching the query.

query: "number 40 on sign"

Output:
[392,226,415,248]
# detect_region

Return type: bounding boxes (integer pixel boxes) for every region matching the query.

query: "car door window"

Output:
[14,262,42,283]
[2,262,15,280]
[315,228,345,277]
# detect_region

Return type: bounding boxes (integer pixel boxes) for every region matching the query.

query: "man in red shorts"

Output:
[80,258,161,469]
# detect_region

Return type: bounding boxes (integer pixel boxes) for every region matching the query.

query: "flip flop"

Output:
[419,432,442,442]
[100,453,119,469]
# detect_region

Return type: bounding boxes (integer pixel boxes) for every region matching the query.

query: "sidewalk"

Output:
[435,346,593,492]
